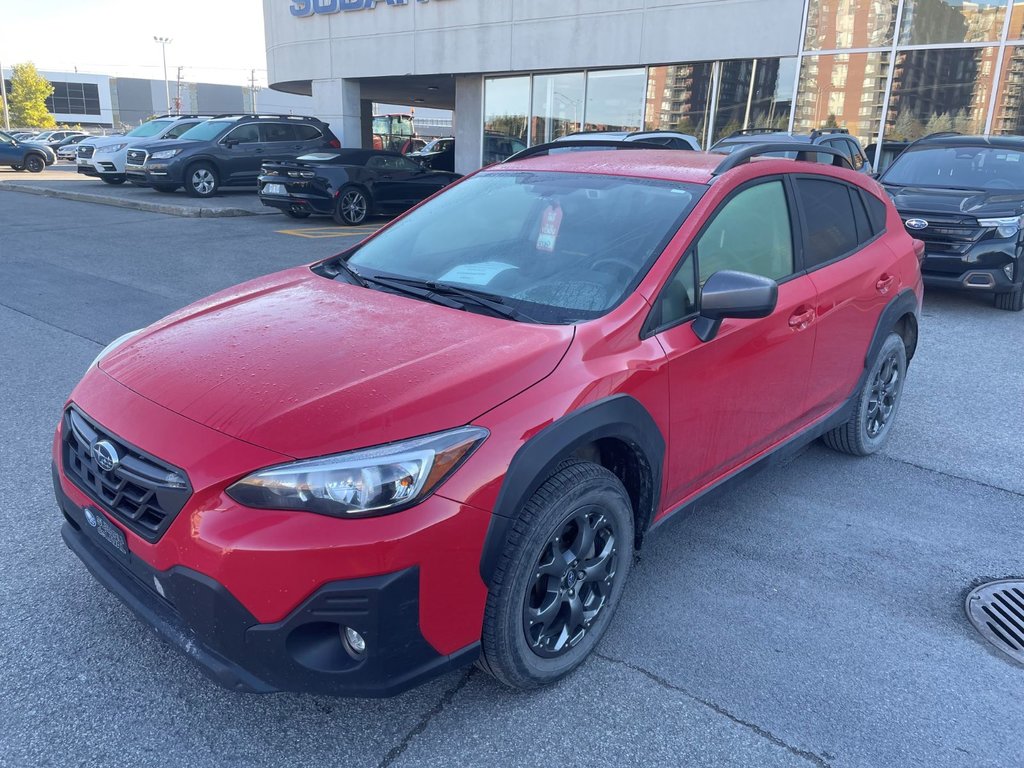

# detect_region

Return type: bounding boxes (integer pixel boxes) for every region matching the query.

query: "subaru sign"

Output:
[291,0,446,16]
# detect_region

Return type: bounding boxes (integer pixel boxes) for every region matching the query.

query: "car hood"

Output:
[81,135,128,148]
[883,184,1024,218]
[98,268,574,458]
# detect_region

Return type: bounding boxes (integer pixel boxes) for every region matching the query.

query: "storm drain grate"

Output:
[966,580,1024,665]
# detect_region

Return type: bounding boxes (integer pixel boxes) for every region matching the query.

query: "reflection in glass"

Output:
[899,0,1006,46]
[886,47,997,138]
[484,76,530,163]
[713,58,797,143]
[991,46,1024,134]
[644,62,715,145]
[794,52,890,146]
[804,0,897,50]
[531,72,585,145]
[583,68,645,132]
[1011,0,1024,39]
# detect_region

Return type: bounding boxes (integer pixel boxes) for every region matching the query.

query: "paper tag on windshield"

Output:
[438,262,515,286]
[536,204,563,252]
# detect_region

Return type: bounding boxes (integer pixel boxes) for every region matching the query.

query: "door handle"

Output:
[788,307,815,330]
[876,274,896,294]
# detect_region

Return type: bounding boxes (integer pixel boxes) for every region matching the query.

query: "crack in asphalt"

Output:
[879,451,1024,499]
[376,668,474,768]
[0,301,104,346]
[595,653,832,768]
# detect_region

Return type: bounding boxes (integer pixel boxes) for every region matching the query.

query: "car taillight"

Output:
[328,138,341,149]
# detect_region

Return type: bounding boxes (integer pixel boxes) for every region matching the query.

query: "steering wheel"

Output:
[592,256,638,283]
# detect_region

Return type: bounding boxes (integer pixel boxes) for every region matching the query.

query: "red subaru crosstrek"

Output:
[53,142,923,696]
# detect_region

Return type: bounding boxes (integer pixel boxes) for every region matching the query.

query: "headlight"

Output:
[89,329,142,370]
[227,426,488,518]
[97,143,127,154]
[978,215,1024,239]
[150,148,181,160]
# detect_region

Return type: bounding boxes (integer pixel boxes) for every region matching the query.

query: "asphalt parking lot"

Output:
[1,189,1022,768]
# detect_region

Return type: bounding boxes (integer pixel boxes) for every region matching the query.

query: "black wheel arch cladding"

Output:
[479,394,664,586]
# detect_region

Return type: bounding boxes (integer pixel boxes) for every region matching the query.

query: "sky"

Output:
[0,0,270,87]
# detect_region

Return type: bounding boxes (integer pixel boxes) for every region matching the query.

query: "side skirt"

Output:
[647,393,857,536]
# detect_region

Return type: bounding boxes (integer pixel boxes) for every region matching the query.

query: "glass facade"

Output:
[481,0,1024,166]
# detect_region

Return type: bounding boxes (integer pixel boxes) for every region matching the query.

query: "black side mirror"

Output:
[692,270,779,342]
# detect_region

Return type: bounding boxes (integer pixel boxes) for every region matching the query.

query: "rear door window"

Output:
[793,178,863,268]
[262,124,297,142]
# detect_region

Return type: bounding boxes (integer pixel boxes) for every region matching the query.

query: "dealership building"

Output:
[264,0,1024,172]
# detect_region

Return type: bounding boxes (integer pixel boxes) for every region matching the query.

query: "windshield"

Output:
[345,171,704,324]
[127,120,174,138]
[881,145,1024,191]
[177,120,234,142]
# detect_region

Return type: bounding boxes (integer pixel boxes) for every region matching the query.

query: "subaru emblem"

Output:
[92,440,120,472]
[905,218,928,230]
[84,508,97,527]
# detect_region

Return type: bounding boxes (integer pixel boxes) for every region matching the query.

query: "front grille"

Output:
[78,144,94,159]
[126,149,147,166]
[61,407,192,543]
[903,213,985,256]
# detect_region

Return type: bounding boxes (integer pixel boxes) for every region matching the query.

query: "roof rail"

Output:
[210,113,322,122]
[151,114,214,120]
[810,127,850,138]
[726,127,784,138]
[502,139,666,163]
[713,142,853,175]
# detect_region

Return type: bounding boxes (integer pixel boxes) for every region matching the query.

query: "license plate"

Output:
[85,508,129,556]
[77,159,89,165]
[263,183,287,196]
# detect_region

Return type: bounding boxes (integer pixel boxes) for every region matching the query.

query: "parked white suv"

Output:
[77,115,210,185]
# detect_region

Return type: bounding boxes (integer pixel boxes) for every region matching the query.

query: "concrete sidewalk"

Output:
[0,165,275,218]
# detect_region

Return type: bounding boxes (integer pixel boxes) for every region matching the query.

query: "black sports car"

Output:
[258,149,461,225]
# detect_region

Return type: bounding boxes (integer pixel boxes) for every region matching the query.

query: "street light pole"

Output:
[153,36,172,114]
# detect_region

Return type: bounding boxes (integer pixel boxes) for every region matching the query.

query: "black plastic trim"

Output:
[55,470,477,697]
[479,394,664,585]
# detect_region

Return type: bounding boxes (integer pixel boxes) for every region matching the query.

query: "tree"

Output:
[891,110,924,141]
[6,63,55,129]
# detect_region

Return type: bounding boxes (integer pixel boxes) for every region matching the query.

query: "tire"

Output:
[100,175,126,185]
[478,460,634,690]
[153,184,179,193]
[285,209,311,219]
[24,154,45,173]
[11,164,24,172]
[184,162,219,198]
[333,186,370,225]
[821,332,907,456]
[994,286,1024,311]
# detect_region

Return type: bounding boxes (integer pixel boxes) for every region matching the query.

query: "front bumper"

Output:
[56,471,479,696]
[920,241,1020,295]
[77,155,126,177]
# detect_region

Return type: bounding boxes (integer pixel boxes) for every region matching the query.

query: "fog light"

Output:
[1005,262,1015,281]
[342,626,366,657]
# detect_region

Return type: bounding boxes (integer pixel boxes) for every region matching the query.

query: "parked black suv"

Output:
[879,133,1024,311]
[124,114,340,197]
[711,128,871,173]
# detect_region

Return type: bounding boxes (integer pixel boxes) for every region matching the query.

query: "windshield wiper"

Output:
[330,258,368,287]
[361,274,464,310]
[372,276,536,322]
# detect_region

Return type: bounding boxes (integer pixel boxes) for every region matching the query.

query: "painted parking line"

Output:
[276,226,380,239]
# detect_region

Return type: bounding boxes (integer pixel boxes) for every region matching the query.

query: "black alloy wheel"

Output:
[821,331,907,456]
[285,208,311,219]
[24,155,45,173]
[333,187,369,226]
[522,506,620,657]
[478,460,634,689]
[100,175,126,185]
